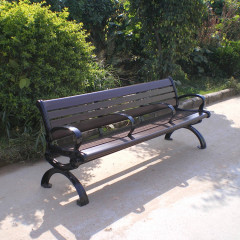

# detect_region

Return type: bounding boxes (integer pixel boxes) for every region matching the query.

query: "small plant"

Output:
[226,77,240,93]
[0,111,11,138]
[0,128,44,166]
[214,41,240,77]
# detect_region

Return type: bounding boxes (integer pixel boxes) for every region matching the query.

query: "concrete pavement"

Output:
[0,96,240,240]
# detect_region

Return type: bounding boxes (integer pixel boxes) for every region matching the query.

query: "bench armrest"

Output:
[177,94,211,118]
[110,112,135,137]
[178,94,205,111]
[149,102,176,123]
[50,125,83,151]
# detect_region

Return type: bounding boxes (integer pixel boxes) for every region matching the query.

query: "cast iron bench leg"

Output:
[185,125,206,149]
[165,132,173,141]
[165,125,206,149]
[41,168,89,206]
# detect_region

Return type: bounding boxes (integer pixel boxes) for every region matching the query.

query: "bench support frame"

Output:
[37,77,211,207]
[41,167,89,206]
[165,125,207,149]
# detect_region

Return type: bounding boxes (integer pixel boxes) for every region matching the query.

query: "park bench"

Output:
[37,77,211,206]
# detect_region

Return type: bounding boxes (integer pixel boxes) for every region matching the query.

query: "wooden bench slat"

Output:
[60,111,203,152]
[52,107,172,140]
[50,93,176,128]
[81,112,208,162]
[75,102,174,131]
[44,78,172,111]
[48,86,175,120]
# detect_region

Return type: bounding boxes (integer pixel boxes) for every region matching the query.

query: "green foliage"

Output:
[209,0,225,15]
[0,127,44,165]
[0,0,115,134]
[176,75,230,96]
[210,2,240,78]
[26,0,125,61]
[104,8,144,84]
[63,0,123,59]
[214,41,240,77]
[217,3,240,41]
[127,0,208,80]
[226,76,240,92]
[183,47,218,76]
[182,0,240,80]
[200,0,240,45]
[208,0,240,16]
[172,65,189,83]
[0,111,11,138]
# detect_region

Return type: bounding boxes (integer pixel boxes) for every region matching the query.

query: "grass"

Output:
[0,132,44,168]
[176,76,230,95]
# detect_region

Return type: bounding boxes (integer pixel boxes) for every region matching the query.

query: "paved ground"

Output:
[0,96,240,240]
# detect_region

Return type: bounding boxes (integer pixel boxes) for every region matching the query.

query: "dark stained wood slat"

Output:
[76,111,205,151]
[58,110,188,151]
[80,112,208,161]
[50,93,176,128]
[50,101,190,140]
[80,119,171,150]
[76,106,171,132]
[51,106,173,139]
[44,78,173,111]
[48,86,175,120]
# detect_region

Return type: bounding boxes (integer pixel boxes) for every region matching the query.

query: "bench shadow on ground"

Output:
[0,109,240,240]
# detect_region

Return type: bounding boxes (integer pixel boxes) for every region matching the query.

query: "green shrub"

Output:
[214,41,240,77]
[0,0,116,134]
[0,128,44,165]
[226,76,240,92]
[172,64,189,83]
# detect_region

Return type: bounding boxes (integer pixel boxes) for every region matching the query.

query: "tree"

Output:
[128,0,208,79]
[29,0,124,60]
[66,0,122,58]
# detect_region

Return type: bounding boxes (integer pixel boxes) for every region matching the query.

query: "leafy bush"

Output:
[214,41,240,77]
[0,127,44,165]
[0,0,116,134]
[127,0,208,80]
[172,64,189,83]
[65,0,121,57]
[226,76,240,92]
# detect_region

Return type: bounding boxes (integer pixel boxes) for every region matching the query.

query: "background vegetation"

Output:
[1,0,240,165]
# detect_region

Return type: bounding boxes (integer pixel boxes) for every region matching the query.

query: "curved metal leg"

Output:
[185,125,206,149]
[164,126,206,149]
[41,168,89,206]
[165,131,174,140]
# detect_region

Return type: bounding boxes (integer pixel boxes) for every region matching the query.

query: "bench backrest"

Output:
[37,77,178,141]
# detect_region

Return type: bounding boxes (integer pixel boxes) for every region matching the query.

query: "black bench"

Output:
[37,77,211,206]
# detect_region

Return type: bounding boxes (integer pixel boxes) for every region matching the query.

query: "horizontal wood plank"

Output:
[48,86,175,120]
[50,93,176,127]
[44,78,173,111]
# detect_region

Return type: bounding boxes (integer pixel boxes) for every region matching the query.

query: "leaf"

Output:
[19,77,30,89]
[8,59,19,68]
[197,66,204,74]
[117,31,123,35]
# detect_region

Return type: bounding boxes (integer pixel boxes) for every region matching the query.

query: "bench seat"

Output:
[76,111,208,162]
